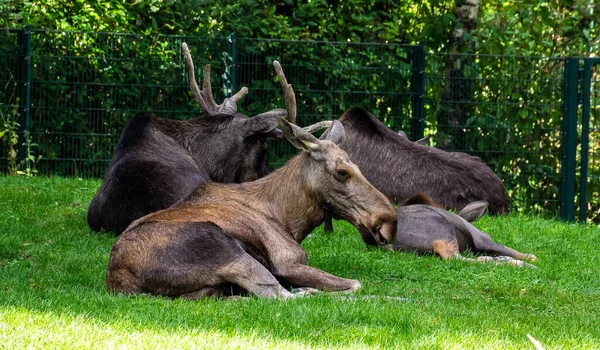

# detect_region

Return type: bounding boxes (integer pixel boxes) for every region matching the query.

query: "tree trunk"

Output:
[436,0,479,150]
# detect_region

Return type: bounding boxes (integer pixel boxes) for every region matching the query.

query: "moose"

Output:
[106,117,397,299]
[88,43,296,235]
[337,107,509,214]
[385,194,537,267]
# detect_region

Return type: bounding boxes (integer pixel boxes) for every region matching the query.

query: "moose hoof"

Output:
[346,279,362,292]
[291,287,321,297]
[523,254,537,262]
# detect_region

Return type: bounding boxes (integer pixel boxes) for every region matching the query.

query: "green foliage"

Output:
[19,130,41,177]
[0,103,42,177]
[1,176,600,348]
[475,0,599,56]
[1,1,597,56]
[0,102,20,175]
[427,54,569,218]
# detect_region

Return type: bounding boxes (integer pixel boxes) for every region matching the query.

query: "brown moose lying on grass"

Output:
[381,194,537,268]
[106,117,398,299]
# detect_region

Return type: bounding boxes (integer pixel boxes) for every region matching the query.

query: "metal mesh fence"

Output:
[0,30,416,175]
[425,53,565,217]
[233,38,416,167]
[1,29,233,176]
[1,28,598,222]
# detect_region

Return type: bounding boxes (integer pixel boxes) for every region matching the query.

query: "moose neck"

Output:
[242,153,325,243]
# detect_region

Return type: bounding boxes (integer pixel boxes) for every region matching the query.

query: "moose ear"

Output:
[244,109,287,137]
[415,135,431,145]
[458,201,489,223]
[278,117,322,152]
[320,120,346,145]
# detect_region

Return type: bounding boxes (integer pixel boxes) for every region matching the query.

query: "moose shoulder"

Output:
[106,118,397,299]
[87,43,295,235]
[337,107,509,214]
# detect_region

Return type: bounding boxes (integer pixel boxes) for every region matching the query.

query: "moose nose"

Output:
[377,216,397,245]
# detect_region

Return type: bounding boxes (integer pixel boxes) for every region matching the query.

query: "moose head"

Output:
[87,43,297,234]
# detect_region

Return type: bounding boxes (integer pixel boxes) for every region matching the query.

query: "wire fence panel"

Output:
[233,38,416,167]
[1,28,599,222]
[2,30,230,177]
[425,53,566,217]
[0,29,22,174]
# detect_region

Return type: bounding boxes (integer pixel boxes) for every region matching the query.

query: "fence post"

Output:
[579,57,600,223]
[560,58,579,221]
[410,44,425,141]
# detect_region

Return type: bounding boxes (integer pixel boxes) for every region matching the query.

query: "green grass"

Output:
[1,176,599,349]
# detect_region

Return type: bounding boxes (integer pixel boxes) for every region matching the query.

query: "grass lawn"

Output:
[1,176,599,349]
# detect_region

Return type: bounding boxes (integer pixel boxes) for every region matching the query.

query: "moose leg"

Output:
[468,231,537,262]
[432,239,462,260]
[217,252,294,299]
[474,255,537,268]
[122,221,295,299]
[274,264,361,292]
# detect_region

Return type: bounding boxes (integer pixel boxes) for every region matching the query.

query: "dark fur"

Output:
[338,107,509,214]
[88,111,279,234]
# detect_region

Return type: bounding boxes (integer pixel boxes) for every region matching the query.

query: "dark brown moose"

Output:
[385,194,536,267]
[88,43,295,235]
[106,117,397,299]
[337,107,509,214]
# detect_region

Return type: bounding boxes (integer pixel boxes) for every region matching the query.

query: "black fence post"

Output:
[560,58,579,222]
[16,25,32,161]
[410,44,425,141]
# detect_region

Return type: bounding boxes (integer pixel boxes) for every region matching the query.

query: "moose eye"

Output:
[336,169,349,181]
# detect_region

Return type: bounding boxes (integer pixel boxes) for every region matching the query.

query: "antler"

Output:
[273,61,296,124]
[302,120,345,145]
[302,121,332,135]
[182,42,248,116]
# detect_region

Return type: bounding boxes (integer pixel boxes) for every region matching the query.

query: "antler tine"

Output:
[201,64,218,112]
[230,86,249,102]
[302,121,333,135]
[273,61,297,124]
[182,43,207,107]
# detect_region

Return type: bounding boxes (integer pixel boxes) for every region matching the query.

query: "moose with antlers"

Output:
[88,43,295,235]
[106,115,398,299]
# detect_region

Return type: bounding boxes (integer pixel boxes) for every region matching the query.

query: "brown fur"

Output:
[107,119,397,299]
[401,193,444,208]
[432,240,460,259]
